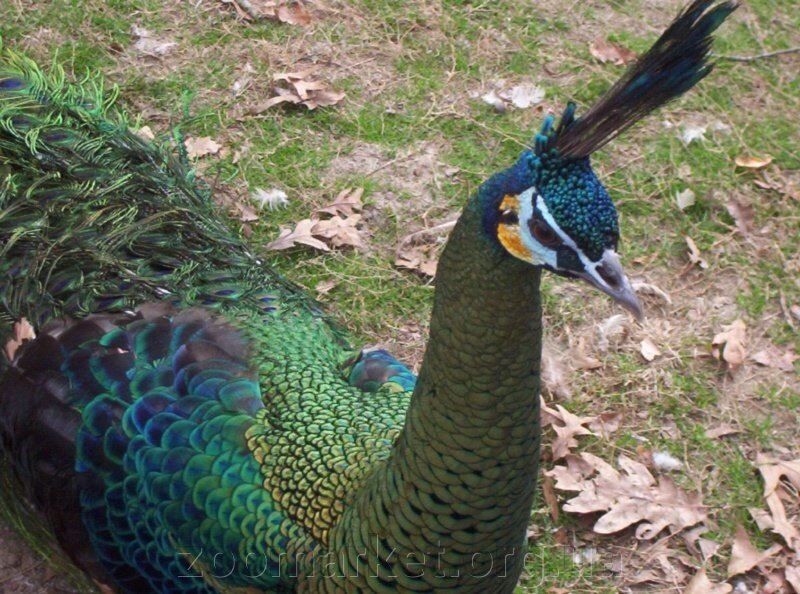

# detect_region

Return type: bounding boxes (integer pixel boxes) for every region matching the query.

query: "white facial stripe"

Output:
[515,190,614,295]
[534,196,576,250]
[516,188,556,268]
[533,196,622,292]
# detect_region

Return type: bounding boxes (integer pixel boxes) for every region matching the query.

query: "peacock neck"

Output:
[301,196,543,593]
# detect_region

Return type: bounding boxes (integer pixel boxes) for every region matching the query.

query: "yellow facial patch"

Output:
[498,224,530,260]
[500,194,519,211]
[496,195,530,260]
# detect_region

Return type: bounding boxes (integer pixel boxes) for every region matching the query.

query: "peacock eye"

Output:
[498,209,518,225]
[531,219,560,247]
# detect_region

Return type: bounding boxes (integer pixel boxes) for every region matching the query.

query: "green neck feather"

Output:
[301,197,543,592]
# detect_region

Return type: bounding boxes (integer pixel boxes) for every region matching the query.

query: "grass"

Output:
[1,0,799,591]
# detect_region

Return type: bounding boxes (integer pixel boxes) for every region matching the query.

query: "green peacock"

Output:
[0,1,735,592]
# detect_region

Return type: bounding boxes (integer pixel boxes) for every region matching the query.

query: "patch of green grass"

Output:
[519,513,616,593]
[702,448,770,542]
[764,385,800,410]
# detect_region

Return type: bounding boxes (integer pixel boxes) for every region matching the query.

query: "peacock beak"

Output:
[576,249,643,320]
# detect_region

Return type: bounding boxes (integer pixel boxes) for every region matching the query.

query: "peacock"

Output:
[0,1,735,592]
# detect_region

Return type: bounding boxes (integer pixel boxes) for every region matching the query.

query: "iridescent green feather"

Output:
[0,39,410,594]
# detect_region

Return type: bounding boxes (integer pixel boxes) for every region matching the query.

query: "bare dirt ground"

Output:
[0,526,74,593]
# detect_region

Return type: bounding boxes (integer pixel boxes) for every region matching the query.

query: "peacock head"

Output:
[488,103,642,319]
[481,0,737,320]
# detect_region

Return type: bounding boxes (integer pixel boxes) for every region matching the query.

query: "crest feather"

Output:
[546,0,737,158]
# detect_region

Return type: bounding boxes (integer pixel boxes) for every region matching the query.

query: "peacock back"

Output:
[0,44,415,593]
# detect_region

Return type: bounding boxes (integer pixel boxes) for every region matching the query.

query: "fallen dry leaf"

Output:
[548,453,707,539]
[786,565,800,593]
[685,236,709,269]
[630,541,693,585]
[395,244,439,277]
[184,136,222,159]
[252,71,345,111]
[311,214,364,249]
[683,524,709,557]
[628,564,683,588]
[312,200,364,248]
[640,338,661,362]
[131,25,177,56]
[751,346,798,373]
[542,474,560,522]
[589,37,637,65]
[632,281,672,305]
[267,191,366,251]
[266,219,329,251]
[551,405,596,460]
[133,125,155,141]
[235,202,259,222]
[711,319,747,371]
[394,219,454,278]
[735,154,773,169]
[682,524,722,562]
[699,539,722,561]
[756,455,800,551]
[545,452,596,490]
[749,507,775,532]
[314,279,337,297]
[4,319,36,361]
[276,2,311,25]
[705,424,740,439]
[540,397,561,429]
[726,200,755,236]
[574,337,602,370]
[727,524,783,577]
[315,187,363,217]
[587,412,622,438]
[676,188,696,210]
[684,568,732,594]
[229,0,312,25]
[763,570,789,594]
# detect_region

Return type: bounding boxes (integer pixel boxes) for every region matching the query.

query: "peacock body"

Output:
[0,1,735,592]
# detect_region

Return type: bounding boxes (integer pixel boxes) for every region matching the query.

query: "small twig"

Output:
[364,154,406,178]
[231,0,262,20]
[711,46,800,62]
[399,220,458,246]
